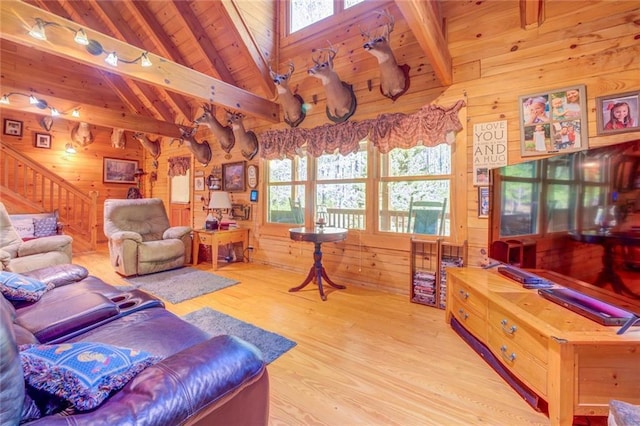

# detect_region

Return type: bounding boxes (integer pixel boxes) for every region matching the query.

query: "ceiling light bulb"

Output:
[29,95,39,104]
[65,143,77,154]
[0,95,9,105]
[50,108,60,117]
[74,29,89,45]
[71,109,80,118]
[28,19,46,40]
[105,52,118,66]
[140,52,152,67]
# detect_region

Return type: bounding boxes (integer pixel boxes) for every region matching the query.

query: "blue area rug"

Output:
[123,267,239,304]
[181,307,296,364]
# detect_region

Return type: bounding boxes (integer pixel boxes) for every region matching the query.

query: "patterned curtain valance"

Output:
[167,156,190,177]
[259,100,466,159]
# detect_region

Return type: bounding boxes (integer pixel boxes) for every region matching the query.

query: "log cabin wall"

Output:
[1,1,639,297]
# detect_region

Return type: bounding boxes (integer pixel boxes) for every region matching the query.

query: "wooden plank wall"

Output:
[2,1,639,298]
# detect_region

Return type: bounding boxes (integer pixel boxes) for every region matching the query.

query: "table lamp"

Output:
[206,191,232,230]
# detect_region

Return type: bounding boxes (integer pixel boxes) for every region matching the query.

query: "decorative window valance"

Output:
[259,100,466,159]
[167,156,190,177]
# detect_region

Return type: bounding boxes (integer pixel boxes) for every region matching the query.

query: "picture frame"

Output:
[250,189,259,202]
[34,133,51,149]
[194,176,205,191]
[519,85,588,157]
[3,119,23,137]
[247,164,258,189]
[596,91,640,135]
[103,157,139,184]
[478,186,490,218]
[222,161,246,192]
[231,203,251,220]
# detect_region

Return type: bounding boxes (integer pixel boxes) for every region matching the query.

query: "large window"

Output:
[289,0,365,34]
[265,142,452,235]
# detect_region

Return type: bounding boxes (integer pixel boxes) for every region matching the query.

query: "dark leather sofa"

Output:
[0,264,269,425]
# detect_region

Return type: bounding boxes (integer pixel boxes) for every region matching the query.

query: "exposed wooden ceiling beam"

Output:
[169,1,238,85]
[0,84,184,138]
[0,0,279,122]
[88,0,192,122]
[520,0,546,29]
[34,0,170,122]
[219,0,274,98]
[393,0,452,87]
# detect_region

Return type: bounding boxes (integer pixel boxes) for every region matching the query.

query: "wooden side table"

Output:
[192,228,249,270]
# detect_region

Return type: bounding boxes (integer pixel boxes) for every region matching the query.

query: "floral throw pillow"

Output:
[0,272,53,302]
[33,217,58,238]
[20,342,160,411]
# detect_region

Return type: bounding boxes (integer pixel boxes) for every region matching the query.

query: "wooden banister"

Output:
[0,143,98,251]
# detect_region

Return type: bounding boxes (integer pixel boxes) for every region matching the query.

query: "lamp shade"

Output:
[208,191,232,209]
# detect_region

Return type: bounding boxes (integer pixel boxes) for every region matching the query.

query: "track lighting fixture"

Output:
[0,92,79,118]
[26,17,154,68]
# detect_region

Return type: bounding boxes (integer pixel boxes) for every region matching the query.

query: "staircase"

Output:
[0,143,98,252]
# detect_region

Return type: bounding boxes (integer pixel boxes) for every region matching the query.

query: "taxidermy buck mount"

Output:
[307,43,357,123]
[269,62,306,128]
[174,126,212,166]
[70,122,94,146]
[111,128,126,149]
[226,111,259,161]
[361,10,410,101]
[132,132,161,159]
[192,104,235,155]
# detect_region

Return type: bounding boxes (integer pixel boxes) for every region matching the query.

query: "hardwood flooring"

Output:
[74,246,554,425]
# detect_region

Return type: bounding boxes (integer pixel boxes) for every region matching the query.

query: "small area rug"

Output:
[123,267,239,304]
[181,307,296,364]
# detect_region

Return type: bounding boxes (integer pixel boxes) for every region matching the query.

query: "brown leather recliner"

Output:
[103,198,192,276]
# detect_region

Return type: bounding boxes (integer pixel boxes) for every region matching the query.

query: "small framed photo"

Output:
[596,91,640,135]
[478,186,490,218]
[519,85,588,156]
[231,203,251,220]
[250,189,259,202]
[3,119,23,137]
[194,176,205,191]
[103,157,139,184]
[34,133,51,149]
[222,161,246,192]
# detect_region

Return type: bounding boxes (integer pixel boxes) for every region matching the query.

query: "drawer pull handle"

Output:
[458,290,469,299]
[458,309,469,320]
[500,319,517,335]
[500,345,516,362]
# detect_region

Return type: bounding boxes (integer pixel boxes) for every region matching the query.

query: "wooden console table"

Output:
[446,268,640,426]
[192,228,248,270]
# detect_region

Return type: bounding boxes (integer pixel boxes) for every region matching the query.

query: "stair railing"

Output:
[0,143,98,251]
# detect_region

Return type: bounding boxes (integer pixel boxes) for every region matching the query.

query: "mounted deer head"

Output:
[361,10,410,101]
[132,132,161,159]
[226,111,259,161]
[269,62,306,127]
[307,43,357,123]
[71,122,94,146]
[192,104,235,154]
[174,126,212,166]
[111,128,126,149]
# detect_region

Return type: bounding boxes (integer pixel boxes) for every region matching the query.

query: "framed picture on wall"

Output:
[596,91,640,135]
[34,133,51,149]
[194,176,205,191]
[519,85,588,157]
[3,119,23,137]
[222,161,246,192]
[478,186,490,218]
[103,157,138,184]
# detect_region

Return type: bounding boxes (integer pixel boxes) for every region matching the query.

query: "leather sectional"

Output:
[0,264,269,425]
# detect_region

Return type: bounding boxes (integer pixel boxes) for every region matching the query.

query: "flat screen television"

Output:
[491,138,640,314]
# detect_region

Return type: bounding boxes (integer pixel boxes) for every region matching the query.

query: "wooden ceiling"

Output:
[0,0,540,138]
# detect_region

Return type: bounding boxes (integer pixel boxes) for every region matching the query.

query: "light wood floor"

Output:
[74,246,553,426]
